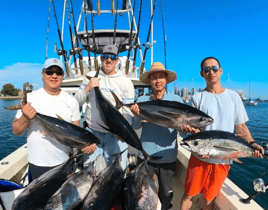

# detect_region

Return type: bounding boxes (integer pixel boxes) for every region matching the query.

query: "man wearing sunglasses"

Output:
[12,58,97,181]
[75,45,134,170]
[180,57,264,210]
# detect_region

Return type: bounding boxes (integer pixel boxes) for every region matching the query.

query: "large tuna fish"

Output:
[124,159,160,210]
[92,85,153,159]
[81,154,125,210]
[112,92,214,129]
[5,83,101,149]
[44,155,106,210]
[12,157,75,210]
[181,130,268,160]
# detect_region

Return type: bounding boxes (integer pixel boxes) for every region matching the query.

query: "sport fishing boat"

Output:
[0,0,267,209]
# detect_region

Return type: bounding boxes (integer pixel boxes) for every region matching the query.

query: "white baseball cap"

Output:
[43,58,64,71]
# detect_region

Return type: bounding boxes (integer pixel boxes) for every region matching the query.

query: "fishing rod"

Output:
[70,0,85,76]
[84,0,92,71]
[160,0,167,69]
[240,142,268,204]
[51,0,70,77]
[112,0,119,46]
[139,0,157,76]
[65,0,79,74]
[132,0,143,74]
[125,0,136,75]
[89,0,98,72]
[46,1,51,60]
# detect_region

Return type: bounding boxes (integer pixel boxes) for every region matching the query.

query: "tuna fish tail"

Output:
[141,149,162,161]
[4,82,28,110]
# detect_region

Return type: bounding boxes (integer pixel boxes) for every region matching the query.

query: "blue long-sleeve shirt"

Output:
[132,92,183,163]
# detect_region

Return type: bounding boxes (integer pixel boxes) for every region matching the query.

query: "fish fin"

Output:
[56,114,64,121]
[158,111,184,119]
[111,91,123,110]
[233,158,243,164]
[213,146,238,152]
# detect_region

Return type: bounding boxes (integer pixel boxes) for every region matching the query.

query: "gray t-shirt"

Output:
[190,88,249,164]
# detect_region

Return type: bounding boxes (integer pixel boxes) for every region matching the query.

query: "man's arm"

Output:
[12,103,36,136]
[236,123,264,158]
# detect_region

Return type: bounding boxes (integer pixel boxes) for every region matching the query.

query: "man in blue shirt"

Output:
[131,62,183,210]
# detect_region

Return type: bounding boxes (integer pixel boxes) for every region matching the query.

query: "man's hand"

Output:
[85,78,100,92]
[22,103,36,121]
[130,104,140,116]
[81,143,97,154]
[251,143,264,159]
[180,125,201,134]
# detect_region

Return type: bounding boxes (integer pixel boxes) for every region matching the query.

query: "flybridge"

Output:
[77,29,137,54]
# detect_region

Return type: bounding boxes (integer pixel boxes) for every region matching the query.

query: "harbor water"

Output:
[0,99,268,209]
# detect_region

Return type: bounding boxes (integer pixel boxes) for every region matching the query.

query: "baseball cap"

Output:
[43,58,64,71]
[102,45,118,55]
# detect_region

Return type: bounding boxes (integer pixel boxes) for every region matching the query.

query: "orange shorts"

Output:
[184,155,230,201]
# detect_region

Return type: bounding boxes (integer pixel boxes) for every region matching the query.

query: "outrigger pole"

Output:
[65,0,79,74]
[46,1,51,60]
[51,0,70,77]
[132,0,143,73]
[125,0,136,75]
[84,0,92,71]
[139,0,157,76]
[160,0,167,69]
[70,0,85,76]
[112,0,119,45]
[89,0,99,72]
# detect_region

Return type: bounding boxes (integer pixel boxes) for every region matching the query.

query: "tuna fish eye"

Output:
[194,141,199,146]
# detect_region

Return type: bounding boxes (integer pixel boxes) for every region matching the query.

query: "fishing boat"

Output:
[0,0,267,209]
[246,80,257,106]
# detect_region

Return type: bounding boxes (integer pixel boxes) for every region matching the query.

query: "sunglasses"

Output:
[203,66,220,73]
[101,54,117,60]
[43,69,64,76]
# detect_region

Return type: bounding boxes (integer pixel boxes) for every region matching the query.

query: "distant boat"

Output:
[256,98,264,102]
[246,80,257,106]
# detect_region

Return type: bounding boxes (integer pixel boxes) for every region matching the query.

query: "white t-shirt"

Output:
[15,88,80,167]
[190,88,249,164]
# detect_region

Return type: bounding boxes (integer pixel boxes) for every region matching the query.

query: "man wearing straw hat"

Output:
[131,62,183,210]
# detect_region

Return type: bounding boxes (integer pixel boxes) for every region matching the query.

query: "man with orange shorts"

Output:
[180,57,264,210]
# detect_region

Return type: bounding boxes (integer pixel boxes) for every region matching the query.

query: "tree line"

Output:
[1,83,33,96]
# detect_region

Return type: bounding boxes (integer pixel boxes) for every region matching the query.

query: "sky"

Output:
[0,0,268,99]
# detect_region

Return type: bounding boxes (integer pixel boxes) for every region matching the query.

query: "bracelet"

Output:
[249,141,256,145]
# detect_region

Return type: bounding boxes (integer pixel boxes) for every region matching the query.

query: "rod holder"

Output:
[111,0,115,15]
[125,59,130,75]
[79,60,85,76]
[97,1,100,15]
[139,61,145,77]
[64,62,71,77]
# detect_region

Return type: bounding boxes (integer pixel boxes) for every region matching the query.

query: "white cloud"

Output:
[0,62,43,90]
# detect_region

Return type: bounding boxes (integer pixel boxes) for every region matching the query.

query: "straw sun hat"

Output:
[140,62,177,85]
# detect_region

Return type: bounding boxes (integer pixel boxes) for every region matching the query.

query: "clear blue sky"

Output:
[0,0,268,99]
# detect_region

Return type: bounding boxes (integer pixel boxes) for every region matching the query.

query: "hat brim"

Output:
[140,69,177,85]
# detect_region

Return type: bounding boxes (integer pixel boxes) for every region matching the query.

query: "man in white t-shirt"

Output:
[12,58,97,181]
[180,57,264,210]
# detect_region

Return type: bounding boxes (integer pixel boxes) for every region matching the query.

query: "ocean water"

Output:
[0,99,268,209]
